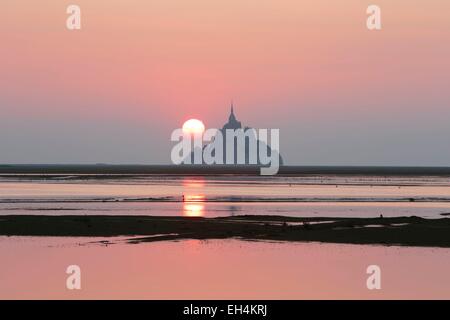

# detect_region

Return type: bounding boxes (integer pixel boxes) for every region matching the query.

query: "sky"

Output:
[1,0,449,165]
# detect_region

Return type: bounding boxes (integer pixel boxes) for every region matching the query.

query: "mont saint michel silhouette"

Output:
[187,103,283,165]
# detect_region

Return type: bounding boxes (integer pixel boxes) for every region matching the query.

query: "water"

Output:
[1,175,450,299]
[0,236,449,299]
[1,175,450,218]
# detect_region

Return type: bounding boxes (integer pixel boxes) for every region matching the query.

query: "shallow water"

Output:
[0,236,449,299]
[1,201,450,218]
[1,175,449,299]
[1,175,449,218]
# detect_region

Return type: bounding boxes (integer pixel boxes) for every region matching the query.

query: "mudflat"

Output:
[0,215,449,247]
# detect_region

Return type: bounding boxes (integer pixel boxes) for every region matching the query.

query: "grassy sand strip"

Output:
[0,215,449,247]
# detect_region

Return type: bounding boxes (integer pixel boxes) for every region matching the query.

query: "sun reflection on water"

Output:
[183,203,205,217]
[182,178,205,217]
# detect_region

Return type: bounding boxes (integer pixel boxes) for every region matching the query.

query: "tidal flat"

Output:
[0,215,449,247]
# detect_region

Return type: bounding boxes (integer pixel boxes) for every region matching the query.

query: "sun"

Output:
[182,119,205,135]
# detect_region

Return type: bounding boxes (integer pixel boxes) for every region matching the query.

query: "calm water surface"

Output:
[1,175,450,299]
[0,237,449,299]
[1,175,449,218]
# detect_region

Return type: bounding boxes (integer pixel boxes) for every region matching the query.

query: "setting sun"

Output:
[182,119,205,135]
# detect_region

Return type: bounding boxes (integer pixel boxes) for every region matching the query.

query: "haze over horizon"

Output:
[1,0,449,166]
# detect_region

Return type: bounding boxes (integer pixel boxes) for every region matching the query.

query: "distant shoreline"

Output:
[1,164,450,176]
[1,215,449,248]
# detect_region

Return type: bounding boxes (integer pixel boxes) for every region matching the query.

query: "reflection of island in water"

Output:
[187,103,283,165]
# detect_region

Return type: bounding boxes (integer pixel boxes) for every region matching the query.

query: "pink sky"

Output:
[1,1,449,164]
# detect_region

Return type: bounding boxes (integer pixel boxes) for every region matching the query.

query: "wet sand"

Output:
[0,215,449,247]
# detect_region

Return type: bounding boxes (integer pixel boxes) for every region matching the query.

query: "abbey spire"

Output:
[224,101,241,130]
